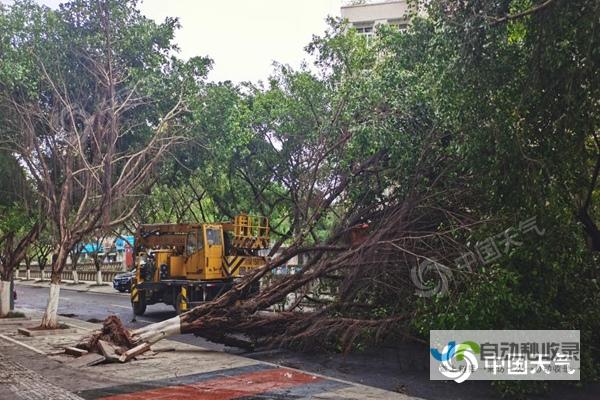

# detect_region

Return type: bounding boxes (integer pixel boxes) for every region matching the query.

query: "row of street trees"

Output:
[0,0,208,325]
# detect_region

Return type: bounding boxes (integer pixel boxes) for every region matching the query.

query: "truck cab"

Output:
[183,224,225,280]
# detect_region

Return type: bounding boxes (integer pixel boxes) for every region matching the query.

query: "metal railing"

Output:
[234,214,269,240]
[16,261,127,283]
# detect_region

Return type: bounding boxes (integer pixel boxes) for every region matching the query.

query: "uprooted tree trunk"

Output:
[76,113,479,358]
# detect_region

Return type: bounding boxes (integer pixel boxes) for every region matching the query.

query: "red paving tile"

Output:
[99,368,322,400]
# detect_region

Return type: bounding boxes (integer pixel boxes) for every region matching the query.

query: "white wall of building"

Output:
[341,0,409,27]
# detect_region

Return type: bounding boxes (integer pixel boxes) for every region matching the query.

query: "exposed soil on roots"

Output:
[77,315,135,353]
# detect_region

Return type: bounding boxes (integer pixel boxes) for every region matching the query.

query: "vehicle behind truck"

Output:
[131,214,269,315]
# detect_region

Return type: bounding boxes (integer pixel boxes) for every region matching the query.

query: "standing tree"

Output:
[0,208,40,316]
[0,0,209,328]
[69,243,84,284]
[23,252,34,281]
[0,152,40,316]
[32,234,53,282]
[86,234,107,285]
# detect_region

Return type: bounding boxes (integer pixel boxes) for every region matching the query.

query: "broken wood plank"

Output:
[64,347,88,357]
[153,347,175,353]
[118,342,151,363]
[97,340,120,362]
[69,353,105,367]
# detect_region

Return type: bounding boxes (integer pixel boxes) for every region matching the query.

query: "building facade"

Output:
[341,0,410,37]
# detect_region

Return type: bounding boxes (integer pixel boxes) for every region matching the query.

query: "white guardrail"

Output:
[15,262,126,283]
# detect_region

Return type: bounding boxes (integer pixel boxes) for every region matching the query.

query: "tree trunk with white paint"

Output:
[14,269,19,280]
[96,270,102,285]
[26,268,31,281]
[40,281,60,328]
[72,269,79,284]
[131,315,182,345]
[0,280,11,317]
[40,247,69,329]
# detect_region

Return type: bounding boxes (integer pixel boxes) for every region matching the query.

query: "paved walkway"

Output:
[0,351,83,400]
[0,310,416,399]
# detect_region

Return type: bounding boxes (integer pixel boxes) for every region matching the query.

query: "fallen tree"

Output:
[77,135,476,360]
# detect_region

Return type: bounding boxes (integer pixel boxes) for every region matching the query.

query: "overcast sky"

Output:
[9,0,343,83]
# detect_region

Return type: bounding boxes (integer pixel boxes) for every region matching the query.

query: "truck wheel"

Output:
[132,298,146,316]
[131,289,146,315]
[175,293,188,315]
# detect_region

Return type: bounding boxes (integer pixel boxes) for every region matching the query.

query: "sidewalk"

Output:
[15,279,126,296]
[0,309,417,399]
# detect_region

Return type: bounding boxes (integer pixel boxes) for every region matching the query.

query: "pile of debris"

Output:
[64,316,153,366]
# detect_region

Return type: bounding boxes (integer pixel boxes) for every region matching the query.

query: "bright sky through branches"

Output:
[16,0,342,83]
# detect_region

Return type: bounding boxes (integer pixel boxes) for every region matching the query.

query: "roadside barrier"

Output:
[17,262,125,283]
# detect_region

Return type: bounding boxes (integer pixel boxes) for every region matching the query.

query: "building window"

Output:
[387,19,408,33]
[354,23,374,39]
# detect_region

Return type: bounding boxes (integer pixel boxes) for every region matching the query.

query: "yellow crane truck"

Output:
[130,214,269,315]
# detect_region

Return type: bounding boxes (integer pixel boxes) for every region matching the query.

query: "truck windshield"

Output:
[206,228,222,246]
[186,231,197,254]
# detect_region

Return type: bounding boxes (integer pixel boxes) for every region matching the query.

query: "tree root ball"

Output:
[77,315,134,353]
